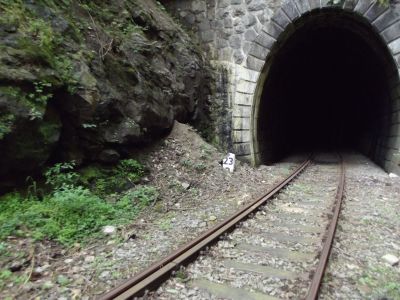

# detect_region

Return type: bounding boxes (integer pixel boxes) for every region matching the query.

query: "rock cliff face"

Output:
[0,0,212,189]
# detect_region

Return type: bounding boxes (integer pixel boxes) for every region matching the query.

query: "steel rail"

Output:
[306,155,346,300]
[99,158,312,300]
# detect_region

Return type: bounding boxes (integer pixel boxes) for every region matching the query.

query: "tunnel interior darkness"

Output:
[257,11,394,164]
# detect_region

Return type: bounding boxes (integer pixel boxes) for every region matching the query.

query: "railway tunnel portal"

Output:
[163,0,400,174]
[255,9,398,165]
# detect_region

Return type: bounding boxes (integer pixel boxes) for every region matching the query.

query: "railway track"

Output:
[100,153,345,300]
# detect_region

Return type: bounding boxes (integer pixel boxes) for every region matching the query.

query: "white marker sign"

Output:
[223,153,236,173]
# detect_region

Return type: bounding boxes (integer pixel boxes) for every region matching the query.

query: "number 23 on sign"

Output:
[222,153,235,173]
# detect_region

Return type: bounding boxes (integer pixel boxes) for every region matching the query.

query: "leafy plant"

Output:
[0,184,157,245]
[117,159,144,183]
[45,161,80,190]
[0,158,153,245]
[28,81,53,107]
[194,162,207,172]
[26,176,44,200]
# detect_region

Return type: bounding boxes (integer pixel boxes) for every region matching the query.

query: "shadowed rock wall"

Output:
[0,0,213,190]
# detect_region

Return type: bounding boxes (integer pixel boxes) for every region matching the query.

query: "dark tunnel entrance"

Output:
[257,10,397,165]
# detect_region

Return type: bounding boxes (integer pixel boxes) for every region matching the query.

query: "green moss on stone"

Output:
[38,121,60,144]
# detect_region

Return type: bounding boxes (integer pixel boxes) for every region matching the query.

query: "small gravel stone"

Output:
[181,182,190,189]
[382,254,399,266]
[99,271,110,280]
[34,266,46,275]
[84,256,95,263]
[102,225,116,235]
[209,215,217,221]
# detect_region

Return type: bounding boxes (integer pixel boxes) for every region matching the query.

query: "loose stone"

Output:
[382,254,399,266]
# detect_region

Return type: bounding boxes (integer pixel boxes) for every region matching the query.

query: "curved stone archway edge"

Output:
[231,0,400,174]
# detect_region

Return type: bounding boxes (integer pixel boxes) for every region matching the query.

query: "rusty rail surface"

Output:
[306,155,346,300]
[99,158,312,300]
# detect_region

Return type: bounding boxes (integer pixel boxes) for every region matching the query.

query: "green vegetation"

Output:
[180,158,208,173]
[175,269,188,281]
[358,266,400,300]
[0,114,15,140]
[0,0,79,92]
[157,212,175,231]
[80,159,145,196]
[0,84,52,120]
[0,268,26,290]
[0,159,158,245]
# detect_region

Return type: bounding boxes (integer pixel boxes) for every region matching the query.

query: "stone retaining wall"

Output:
[162,0,400,174]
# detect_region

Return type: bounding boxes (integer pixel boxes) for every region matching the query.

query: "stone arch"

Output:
[232,0,400,174]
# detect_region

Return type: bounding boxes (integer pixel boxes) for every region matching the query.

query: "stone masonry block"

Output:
[224,18,233,28]
[235,92,253,105]
[373,8,400,32]
[394,54,400,68]
[232,117,251,130]
[236,79,257,93]
[218,0,230,9]
[233,104,252,117]
[192,0,207,13]
[244,28,258,41]
[384,160,400,175]
[354,0,373,15]
[237,67,260,82]
[364,1,388,22]
[229,34,242,49]
[293,0,311,14]
[233,49,245,64]
[343,0,358,10]
[308,0,320,10]
[271,9,291,29]
[243,14,257,27]
[233,129,251,142]
[201,30,215,42]
[282,0,301,21]
[382,21,400,43]
[248,43,270,60]
[388,38,400,54]
[247,0,267,12]
[246,55,265,71]
[388,137,400,149]
[257,31,276,49]
[218,47,233,61]
[233,142,251,155]
[263,21,283,39]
